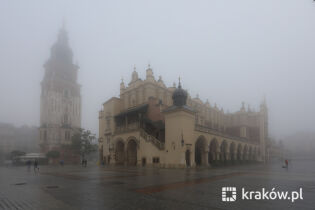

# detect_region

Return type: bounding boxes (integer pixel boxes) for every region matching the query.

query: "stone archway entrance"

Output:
[243,145,248,161]
[237,144,242,162]
[115,141,125,165]
[230,143,235,163]
[185,150,191,167]
[208,139,218,165]
[195,137,207,166]
[220,141,228,165]
[127,139,137,166]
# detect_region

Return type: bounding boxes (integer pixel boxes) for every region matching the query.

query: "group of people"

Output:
[25,158,89,169]
[26,159,39,172]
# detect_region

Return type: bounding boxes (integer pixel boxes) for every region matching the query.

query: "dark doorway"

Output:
[185,150,191,167]
[115,141,125,165]
[195,137,206,166]
[127,139,137,166]
[142,157,146,166]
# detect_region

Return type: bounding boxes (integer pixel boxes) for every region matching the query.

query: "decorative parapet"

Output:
[195,124,258,145]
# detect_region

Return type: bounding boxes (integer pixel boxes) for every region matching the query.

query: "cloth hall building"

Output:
[98,66,268,168]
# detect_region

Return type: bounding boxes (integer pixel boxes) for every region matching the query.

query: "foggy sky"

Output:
[0,0,315,140]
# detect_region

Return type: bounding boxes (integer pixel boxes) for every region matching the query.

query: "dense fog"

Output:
[0,0,314,142]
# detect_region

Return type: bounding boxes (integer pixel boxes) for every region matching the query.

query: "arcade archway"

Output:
[195,136,207,166]
[115,141,125,165]
[230,142,236,163]
[220,140,228,164]
[237,144,242,162]
[126,139,137,166]
[243,145,248,161]
[208,139,218,164]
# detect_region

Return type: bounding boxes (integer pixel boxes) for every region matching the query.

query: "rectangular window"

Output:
[152,157,160,164]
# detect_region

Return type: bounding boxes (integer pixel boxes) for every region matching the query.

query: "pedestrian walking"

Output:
[26,160,31,172]
[34,159,39,172]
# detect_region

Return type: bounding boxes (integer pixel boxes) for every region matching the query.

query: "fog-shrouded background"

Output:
[0,0,314,140]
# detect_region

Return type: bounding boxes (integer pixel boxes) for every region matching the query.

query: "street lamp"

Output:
[81,141,86,160]
[181,132,184,147]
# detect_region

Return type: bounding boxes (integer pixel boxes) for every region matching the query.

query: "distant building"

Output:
[0,123,39,162]
[285,132,315,159]
[99,66,268,168]
[39,25,81,153]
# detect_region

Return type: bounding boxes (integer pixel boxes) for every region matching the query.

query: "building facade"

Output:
[99,65,268,168]
[0,123,39,163]
[39,26,81,153]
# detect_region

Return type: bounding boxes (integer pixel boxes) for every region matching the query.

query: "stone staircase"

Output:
[139,128,165,150]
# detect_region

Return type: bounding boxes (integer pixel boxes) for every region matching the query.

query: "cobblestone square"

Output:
[1,160,314,210]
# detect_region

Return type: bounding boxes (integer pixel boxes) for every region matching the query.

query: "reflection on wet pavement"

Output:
[0,160,315,210]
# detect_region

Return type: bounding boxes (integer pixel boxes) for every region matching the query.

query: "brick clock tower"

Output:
[39,25,81,154]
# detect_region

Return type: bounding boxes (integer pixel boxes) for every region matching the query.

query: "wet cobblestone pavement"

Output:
[1,160,315,210]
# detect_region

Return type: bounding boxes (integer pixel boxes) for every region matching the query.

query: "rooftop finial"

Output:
[172,77,188,107]
[120,76,125,90]
[133,64,136,71]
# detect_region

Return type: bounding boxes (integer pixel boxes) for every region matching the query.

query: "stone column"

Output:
[124,146,128,166]
[204,149,209,166]
[216,148,221,161]
[226,152,230,161]
[244,152,248,161]
[233,152,237,161]
[239,152,243,161]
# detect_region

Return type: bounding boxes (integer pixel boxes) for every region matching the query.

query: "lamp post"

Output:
[181,132,185,147]
[81,141,86,160]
